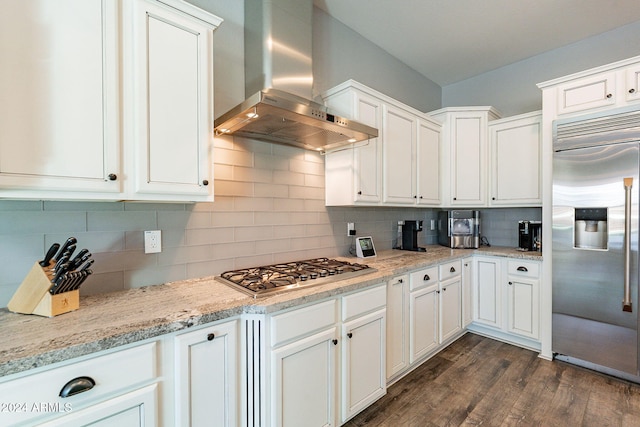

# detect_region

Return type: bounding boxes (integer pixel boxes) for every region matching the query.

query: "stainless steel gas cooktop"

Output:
[216,257,376,298]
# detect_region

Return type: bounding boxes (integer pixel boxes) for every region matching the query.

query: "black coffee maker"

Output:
[401,220,426,252]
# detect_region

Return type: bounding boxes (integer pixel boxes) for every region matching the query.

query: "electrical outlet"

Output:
[347,222,356,236]
[144,230,162,254]
[430,219,436,230]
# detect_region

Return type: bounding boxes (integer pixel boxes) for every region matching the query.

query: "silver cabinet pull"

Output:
[623,177,633,312]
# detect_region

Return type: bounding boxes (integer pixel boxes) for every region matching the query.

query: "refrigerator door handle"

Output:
[623,177,633,312]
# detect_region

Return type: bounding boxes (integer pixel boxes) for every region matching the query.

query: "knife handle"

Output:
[55,237,77,262]
[79,258,95,271]
[40,243,60,267]
[70,250,90,270]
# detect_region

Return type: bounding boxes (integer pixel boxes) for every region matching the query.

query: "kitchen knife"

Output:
[54,254,71,274]
[69,249,90,270]
[49,270,68,294]
[54,237,77,262]
[79,258,95,271]
[58,272,79,294]
[72,269,92,291]
[39,243,60,268]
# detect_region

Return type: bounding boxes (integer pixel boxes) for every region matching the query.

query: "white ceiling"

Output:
[313,0,640,86]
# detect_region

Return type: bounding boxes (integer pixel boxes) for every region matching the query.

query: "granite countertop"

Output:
[0,245,540,378]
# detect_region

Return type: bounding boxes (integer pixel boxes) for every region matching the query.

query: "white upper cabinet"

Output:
[488,111,542,206]
[416,119,441,205]
[0,0,122,199]
[323,80,441,207]
[0,0,221,201]
[383,104,416,204]
[555,72,616,115]
[539,55,640,117]
[324,86,383,205]
[125,0,218,201]
[430,107,500,207]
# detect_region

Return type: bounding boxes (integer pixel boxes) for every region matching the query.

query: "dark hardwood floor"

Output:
[344,333,640,426]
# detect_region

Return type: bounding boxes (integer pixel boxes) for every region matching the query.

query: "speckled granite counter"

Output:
[0,245,540,378]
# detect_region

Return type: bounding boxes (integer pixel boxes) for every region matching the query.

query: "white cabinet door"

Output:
[324,90,383,205]
[474,257,502,328]
[489,112,542,206]
[174,320,238,427]
[353,93,384,203]
[409,284,439,363]
[386,275,409,380]
[0,0,121,198]
[39,385,157,427]
[451,114,486,205]
[383,105,416,204]
[462,258,473,327]
[556,72,616,114]
[271,328,338,427]
[626,64,640,102]
[416,119,441,205]
[506,260,540,340]
[439,278,462,343]
[127,0,214,201]
[341,309,386,423]
[507,277,540,339]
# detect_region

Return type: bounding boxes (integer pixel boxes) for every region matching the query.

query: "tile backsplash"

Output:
[0,135,540,307]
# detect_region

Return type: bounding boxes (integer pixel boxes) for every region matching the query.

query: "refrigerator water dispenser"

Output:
[574,208,608,250]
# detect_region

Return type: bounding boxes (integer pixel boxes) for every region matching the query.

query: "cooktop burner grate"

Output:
[216,257,375,297]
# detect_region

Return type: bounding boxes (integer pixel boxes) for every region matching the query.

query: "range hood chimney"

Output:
[214,0,378,152]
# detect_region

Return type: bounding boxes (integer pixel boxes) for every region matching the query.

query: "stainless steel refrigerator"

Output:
[553,106,640,381]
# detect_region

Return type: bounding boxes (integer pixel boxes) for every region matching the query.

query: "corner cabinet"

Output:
[323,80,441,207]
[0,0,221,202]
[430,107,500,207]
[488,111,542,206]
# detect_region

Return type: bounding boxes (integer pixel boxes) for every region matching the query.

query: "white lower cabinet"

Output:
[470,256,541,349]
[474,256,502,328]
[272,327,338,427]
[0,342,159,427]
[385,274,410,379]
[341,308,386,422]
[269,284,386,427]
[387,260,465,383]
[506,260,540,340]
[174,319,239,427]
[462,257,473,327]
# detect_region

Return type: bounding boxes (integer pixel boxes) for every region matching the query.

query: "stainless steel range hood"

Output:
[213,0,378,152]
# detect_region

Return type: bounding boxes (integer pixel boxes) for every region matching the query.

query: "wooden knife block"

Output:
[8,262,79,317]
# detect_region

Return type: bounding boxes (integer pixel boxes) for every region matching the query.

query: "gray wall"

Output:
[442,20,640,116]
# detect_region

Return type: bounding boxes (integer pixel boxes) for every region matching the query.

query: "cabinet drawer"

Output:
[409,266,438,291]
[507,260,540,278]
[271,299,337,347]
[439,260,462,281]
[556,72,616,114]
[0,342,157,425]
[342,284,386,321]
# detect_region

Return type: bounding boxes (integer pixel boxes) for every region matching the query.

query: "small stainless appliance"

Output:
[438,210,480,249]
[216,258,376,298]
[518,220,542,251]
[399,220,426,252]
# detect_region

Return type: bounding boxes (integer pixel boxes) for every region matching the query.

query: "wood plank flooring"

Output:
[344,333,640,426]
